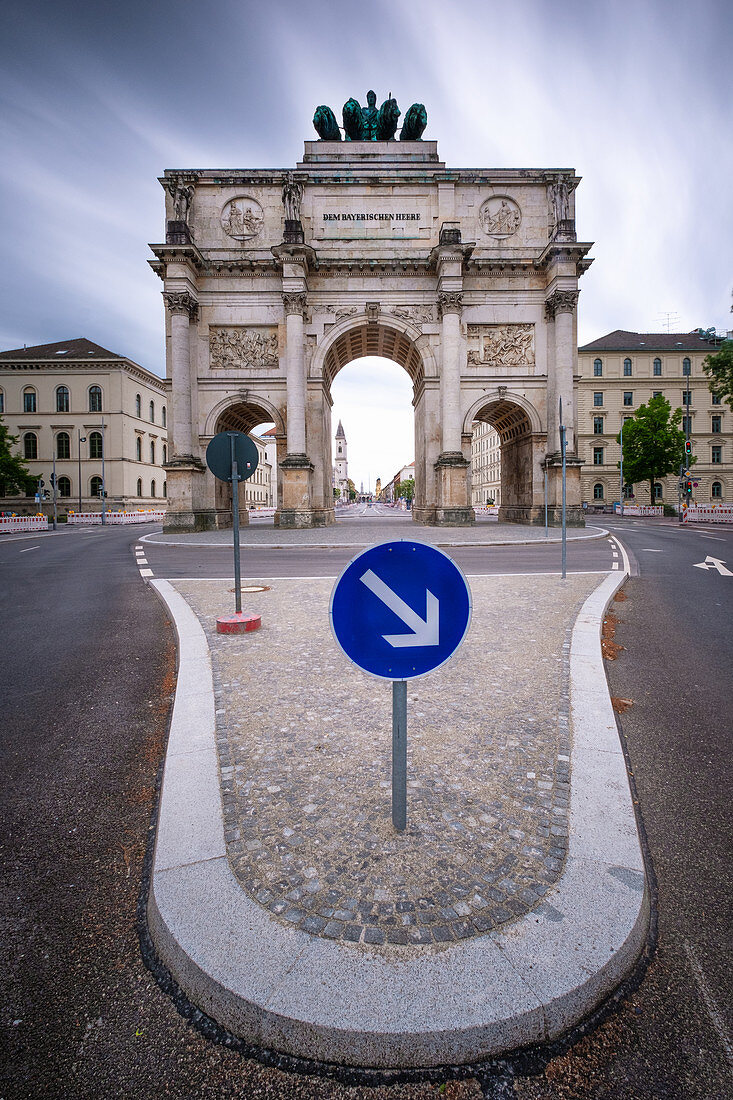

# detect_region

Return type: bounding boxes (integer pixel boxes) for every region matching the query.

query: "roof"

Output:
[579,330,722,354]
[335,420,346,438]
[0,337,127,361]
[261,426,278,437]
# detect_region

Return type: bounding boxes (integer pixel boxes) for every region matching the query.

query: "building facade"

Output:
[470,421,502,506]
[152,116,593,531]
[243,434,274,508]
[0,338,168,514]
[577,330,730,507]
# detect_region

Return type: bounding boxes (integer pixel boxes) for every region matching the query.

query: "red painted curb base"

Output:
[216,613,262,634]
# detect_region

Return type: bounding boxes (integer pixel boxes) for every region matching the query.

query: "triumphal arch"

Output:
[150,92,593,530]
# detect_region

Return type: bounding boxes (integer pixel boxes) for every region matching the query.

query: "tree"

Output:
[616,395,688,504]
[703,340,733,411]
[347,478,356,501]
[0,417,33,495]
[396,477,415,502]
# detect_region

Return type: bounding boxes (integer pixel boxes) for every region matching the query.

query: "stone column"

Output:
[552,289,578,455]
[543,288,584,526]
[277,291,315,528]
[434,291,473,525]
[163,291,198,461]
[283,292,308,458]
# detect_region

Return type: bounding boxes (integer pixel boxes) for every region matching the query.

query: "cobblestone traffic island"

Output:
[173,574,600,948]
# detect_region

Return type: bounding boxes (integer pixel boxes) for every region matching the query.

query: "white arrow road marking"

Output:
[360,569,440,648]
[692,556,733,576]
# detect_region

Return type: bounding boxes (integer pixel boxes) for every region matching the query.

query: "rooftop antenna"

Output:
[657,311,681,333]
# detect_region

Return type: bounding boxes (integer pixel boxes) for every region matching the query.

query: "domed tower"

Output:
[333,420,349,502]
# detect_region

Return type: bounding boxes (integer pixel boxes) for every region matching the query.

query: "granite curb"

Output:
[146,568,648,1070]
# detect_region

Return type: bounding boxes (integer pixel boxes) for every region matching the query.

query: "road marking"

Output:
[607,536,631,575]
[640,548,662,552]
[136,558,148,565]
[700,535,725,541]
[684,940,733,1075]
[19,546,40,552]
[692,556,732,576]
[139,568,154,578]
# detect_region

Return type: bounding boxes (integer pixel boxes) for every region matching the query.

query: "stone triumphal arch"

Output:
[151,104,593,529]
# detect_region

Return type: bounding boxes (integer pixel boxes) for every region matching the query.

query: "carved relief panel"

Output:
[220,197,264,241]
[209,327,279,370]
[467,324,534,367]
[478,196,521,239]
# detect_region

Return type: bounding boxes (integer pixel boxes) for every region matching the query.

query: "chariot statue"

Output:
[312,91,427,142]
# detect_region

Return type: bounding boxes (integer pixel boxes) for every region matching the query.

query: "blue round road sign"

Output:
[330,540,472,681]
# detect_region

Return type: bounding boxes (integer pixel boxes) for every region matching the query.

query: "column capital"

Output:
[545,288,579,319]
[163,291,199,321]
[438,291,463,317]
[282,292,308,318]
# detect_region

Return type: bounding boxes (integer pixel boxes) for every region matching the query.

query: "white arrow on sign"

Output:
[692,555,733,576]
[360,569,440,648]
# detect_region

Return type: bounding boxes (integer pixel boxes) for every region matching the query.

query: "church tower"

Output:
[333,420,350,502]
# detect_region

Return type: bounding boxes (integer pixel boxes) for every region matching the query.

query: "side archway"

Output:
[205,396,285,524]
[465,391,545,524]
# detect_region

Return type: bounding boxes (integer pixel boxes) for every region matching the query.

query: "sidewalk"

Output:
[147,563,648,1069]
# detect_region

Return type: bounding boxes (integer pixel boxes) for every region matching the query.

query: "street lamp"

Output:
[78,430,86,515]
[100,418,106,526]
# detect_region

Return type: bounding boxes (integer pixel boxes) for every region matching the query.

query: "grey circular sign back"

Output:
[206,431,259,482]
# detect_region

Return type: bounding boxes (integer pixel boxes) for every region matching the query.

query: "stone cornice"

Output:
[148,241,205,270]
[0,359,166,389]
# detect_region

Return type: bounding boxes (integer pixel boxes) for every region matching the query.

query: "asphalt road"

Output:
[1,520,731,1099]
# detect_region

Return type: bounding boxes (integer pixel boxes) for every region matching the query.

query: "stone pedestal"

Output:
[163,460,213,532]
[275,454,316,528]
[538,455,585,527]
[432,452,474,526]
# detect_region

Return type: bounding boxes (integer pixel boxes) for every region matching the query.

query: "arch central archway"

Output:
[308,317,437,525]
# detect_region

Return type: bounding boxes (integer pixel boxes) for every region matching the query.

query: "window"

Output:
[89,431,103,459]
[89,386,102,412]
[58,476,71,498]
[150,441,155,464]
[593,391,603,407]
[151,480,156,497]
[712,393,721,405]
[136,437,142,462]
[0,389,4,413]
[653,358,662,376]
[682,391,692,405]
[90,476,103,497]
[593,358,602,377]
[23,388,36,413]
[653,391,662,399]
[682,358,691,376]
[623,392,633,406]
[135,393,141,418]
[682,416,692,434]
[623,358,632,376]
[162,444,167,464]
[24,432,37,459]
[136,477,143,496]
[712,416,722,433]
[712,481,722,499]
[163,480,167,497]
[593,446,604,465]
[149,400,155,422]
[593,416,604,434]
[711,446,722,464]
[593,483,604,500]
[653,483,663,501]
[623,483,634,499]
[56,432,70,459]
[56,385,69,413]
[162,406,166,427]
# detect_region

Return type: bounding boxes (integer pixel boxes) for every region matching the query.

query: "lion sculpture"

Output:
[400,103,427,141]
[313,105,341,141]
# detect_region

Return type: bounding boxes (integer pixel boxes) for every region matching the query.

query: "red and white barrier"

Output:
[474,505,499,516]
[614,504,663,517]
[67,510,166,525]
[0,515,49,534]
[682,504,733,524]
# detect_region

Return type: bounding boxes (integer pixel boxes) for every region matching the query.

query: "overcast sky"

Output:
[1,0,731,488]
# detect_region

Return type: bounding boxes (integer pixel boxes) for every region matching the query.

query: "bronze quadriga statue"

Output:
[313,91,427,142]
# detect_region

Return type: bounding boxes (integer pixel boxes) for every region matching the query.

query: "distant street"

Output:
[1,517,731,1099]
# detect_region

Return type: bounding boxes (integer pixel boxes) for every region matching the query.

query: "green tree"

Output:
[703,340,733,411]
[347,478,356,501]
[0,417,33,495]
[616,395,688,504]
[396,477,415,502]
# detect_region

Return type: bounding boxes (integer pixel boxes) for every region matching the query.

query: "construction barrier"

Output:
[474,505,499,516]
[613,505,663,516]
[0,515,49,534]
[682,504,733,524]
[67,510,167,525]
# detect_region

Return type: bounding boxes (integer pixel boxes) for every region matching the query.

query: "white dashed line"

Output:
[139,568,154,578]
[684,940,733,1075]
[19,546,40,553]
[136,558,148,565]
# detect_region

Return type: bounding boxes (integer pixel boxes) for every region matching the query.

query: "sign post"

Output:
[559,398,567,580]
[206,430,261,633]
[330,540,471,831]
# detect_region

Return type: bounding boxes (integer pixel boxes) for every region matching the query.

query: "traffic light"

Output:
[684,439,692,456]
[685,480,693,496]
[49,473,56,487]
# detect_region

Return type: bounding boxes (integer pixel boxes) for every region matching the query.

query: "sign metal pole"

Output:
[229,432,242,614]
[619,421,624,517]
[392,680,407,832]
[559,398,567,580]
[100,418,106,525]
[544,465,548,538]
[52,454,58,531]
